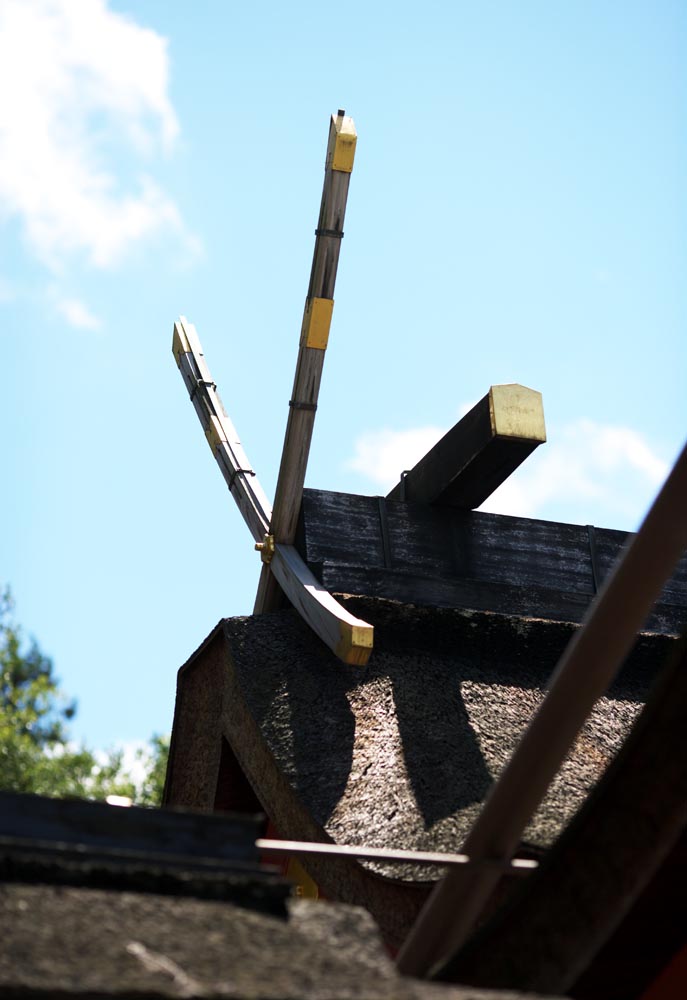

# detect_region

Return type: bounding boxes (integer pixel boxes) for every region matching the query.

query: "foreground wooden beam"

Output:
[386,384,546,508]
[173,318,373,666]
[255,110,357,614]
[396,440,687,977]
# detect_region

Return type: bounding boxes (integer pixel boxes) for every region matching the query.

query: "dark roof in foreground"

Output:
[0,881,562,1000]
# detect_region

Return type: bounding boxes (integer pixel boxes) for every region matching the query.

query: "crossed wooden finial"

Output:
[173,111,548,666]
[173,112,373,665]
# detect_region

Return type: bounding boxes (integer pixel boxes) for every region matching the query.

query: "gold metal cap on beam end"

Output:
[330,114,356,173]
[488,384,546,442]
[335,623,374,666]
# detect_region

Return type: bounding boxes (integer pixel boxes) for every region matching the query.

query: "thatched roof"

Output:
[165,596,671,946]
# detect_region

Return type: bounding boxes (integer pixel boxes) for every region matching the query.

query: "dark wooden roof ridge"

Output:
[164,596,676,947]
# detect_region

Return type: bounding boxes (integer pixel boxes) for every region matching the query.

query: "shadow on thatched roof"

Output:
[165,596,673,947]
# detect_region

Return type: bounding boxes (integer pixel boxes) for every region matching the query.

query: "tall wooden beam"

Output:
[386,385,546,508]
[255,111,357,614]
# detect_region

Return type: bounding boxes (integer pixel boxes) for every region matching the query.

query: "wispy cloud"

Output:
[480,420,668,523]
[0,0,195,269]
[0,277,15,303]
[55,296,102,331]
[346,425,447,492]
[345,417,669,529]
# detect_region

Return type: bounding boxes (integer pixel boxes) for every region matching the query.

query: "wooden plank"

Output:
[267,112,357,553]
[269,543,373,666]
[0,791,261,864]
[314,563,683,634]
[386,385,546,508]
[257,838,537,874]
[297,489,687,633]
[173,317,272,542]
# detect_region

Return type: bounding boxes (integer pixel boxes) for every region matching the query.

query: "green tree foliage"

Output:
[0,588,168,805]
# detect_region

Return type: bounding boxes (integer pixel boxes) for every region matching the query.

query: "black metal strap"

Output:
[377,497,393,569]
[587,524,600,593]
[289,400,317,412]
[228,467,255,490]
[190,379,216,401]
[315,228,344,239]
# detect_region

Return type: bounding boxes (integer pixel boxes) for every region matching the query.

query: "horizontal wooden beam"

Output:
[0,791,261,866]
[297,489,687,633]
[257,838,537,874]
[386,384,546,508]
[255,112,357,617]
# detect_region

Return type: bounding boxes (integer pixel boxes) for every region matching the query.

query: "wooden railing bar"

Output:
[257,838,538,874]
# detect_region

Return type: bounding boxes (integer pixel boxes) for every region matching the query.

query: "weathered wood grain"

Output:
[0,790,260,865]
[270,543,373,666]
[173,317,271,543]
[298,489,687,633]
[386,385,546,508]
[267,113,356,555]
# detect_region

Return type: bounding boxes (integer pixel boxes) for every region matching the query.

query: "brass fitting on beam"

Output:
[255,533,275,565]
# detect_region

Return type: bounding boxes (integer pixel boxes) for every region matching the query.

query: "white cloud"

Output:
[0,0,193,268]
[345,417,669,529]
[480,420,668,524]
[56,296,102,330]
[346,425,446,490]
[94,739,150,791]
[0,277,15,302]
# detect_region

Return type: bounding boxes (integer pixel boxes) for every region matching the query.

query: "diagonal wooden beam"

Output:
[172,317,373,666]
[396,440,687,978]
[386,384,546,508]
[255,110,357,615]
[173,317,271,542]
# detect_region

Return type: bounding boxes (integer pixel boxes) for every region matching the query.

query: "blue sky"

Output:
[2,0,685,751]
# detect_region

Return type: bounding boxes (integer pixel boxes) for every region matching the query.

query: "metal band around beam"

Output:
[301,297,334,350]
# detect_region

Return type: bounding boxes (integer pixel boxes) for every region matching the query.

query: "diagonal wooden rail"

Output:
[396,440,687,978]
[173,316,373,665]
[255,110,357,615]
